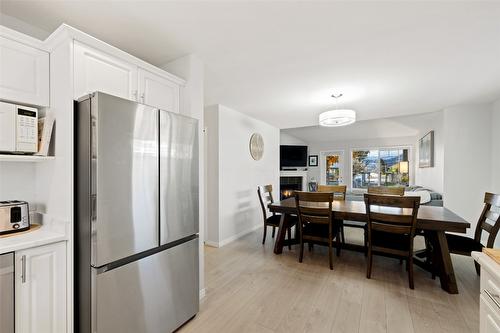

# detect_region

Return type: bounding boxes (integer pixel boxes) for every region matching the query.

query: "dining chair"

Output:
[257,185,293,248]
[364,193,420,289]
[295,191,341,270]
[445,192,500,275]
[318,185,346,200]
[367,186,405,196]
[364,186,406,253]
[317,185,351,245]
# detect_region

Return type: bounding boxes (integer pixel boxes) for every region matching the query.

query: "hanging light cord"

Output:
[331,93,343,110]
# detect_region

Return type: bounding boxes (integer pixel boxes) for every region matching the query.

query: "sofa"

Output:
[346,185,443,206]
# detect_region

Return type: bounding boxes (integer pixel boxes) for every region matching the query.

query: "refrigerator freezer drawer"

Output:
[160,111,199,245]
[93,237,199,333]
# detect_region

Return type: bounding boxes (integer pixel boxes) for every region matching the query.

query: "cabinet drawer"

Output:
[0,37,49,106]
[481,294,500,333]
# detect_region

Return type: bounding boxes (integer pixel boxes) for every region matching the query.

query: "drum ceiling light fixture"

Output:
[319,93,356,127]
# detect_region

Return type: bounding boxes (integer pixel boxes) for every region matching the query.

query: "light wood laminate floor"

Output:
[180,228,480,333]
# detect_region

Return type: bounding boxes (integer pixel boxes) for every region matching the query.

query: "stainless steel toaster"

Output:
[0,201,30,235]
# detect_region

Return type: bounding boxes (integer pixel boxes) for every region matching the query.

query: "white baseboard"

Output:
[203,224,261,248]
[199,288,206,300]
[219,224,261,247]
[204,240,220,248]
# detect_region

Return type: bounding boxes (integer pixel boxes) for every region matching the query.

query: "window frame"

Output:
[350,145,412,192]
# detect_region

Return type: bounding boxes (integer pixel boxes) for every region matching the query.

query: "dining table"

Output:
[268,197,470,294]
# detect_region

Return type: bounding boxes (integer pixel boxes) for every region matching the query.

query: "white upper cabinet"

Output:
[138,68,180,113]
[74,41,137,101]
[0,37,49,106]
[15,241,67,333]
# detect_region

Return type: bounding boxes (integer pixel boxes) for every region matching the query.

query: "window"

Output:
[352,148,409,189]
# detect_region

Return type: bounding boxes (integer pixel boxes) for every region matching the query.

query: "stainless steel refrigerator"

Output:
[75,92,199,333]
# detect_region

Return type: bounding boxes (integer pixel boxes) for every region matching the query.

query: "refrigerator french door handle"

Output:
[91,195,97,221]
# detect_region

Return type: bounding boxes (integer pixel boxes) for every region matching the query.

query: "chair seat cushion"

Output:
[371,230,411,251]
[446,233,483,255]
[303,222,340,238]
[266,214,298,227]
[265,214,282,226]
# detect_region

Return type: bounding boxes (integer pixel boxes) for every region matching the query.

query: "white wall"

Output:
[307,136,416,190]
[0,163,36,202]
[443,104,492,238]
[280,132,306,145]
[283,111,449,193]
[205,104,280,247]
[492,100,500,194]
[204,105,219,245]
[414,111,445,193]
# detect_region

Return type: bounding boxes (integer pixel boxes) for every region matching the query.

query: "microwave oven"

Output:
[0,101,38,154]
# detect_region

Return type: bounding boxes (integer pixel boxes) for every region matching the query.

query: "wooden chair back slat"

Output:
[367,186,405,196]
[364,194,420,239]
[317,185,347,201]
[473,192,500,248]
[371,223,412,234]
[294,191,334,226]
[301,215,330,225]
[258,185,274,221]
[295,191,338,269]
[370,212,414,225]
[296,191,333,202]
[482,222,494,234]
[363,194,418,208]
[486,192,500,207]
[297,205,331,216]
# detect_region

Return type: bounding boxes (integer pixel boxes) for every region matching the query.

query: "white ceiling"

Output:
[2,1,500,129]
[282,111,440,143]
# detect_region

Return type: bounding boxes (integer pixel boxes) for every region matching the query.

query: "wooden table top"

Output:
[269,198,470,233]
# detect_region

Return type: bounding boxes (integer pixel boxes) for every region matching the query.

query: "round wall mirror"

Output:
[249,133,264,160]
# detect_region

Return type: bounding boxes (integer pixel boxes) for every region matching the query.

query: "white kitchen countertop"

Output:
[0,224,67,254]
[472,251,500,280]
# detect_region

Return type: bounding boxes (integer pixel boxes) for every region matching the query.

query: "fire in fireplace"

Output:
[280,176,303,200]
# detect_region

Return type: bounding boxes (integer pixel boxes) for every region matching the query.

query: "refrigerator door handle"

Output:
[91,195,97,221]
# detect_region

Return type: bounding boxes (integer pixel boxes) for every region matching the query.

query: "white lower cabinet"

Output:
[481,295,500,333]
[15,242,66,333]
[474,252,500,333]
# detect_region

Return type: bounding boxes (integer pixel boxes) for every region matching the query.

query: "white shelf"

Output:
[0,155,55,162]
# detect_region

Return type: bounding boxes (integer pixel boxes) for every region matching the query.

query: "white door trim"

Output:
[319,150,345,185]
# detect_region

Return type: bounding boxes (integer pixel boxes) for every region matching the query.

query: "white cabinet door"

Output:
[0,37,49,106]
[74,41,137,101]
[138,68,179,113]
[15,242,66,333]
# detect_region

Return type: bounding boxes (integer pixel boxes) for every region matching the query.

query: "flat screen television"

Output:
[280,145,308,168]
